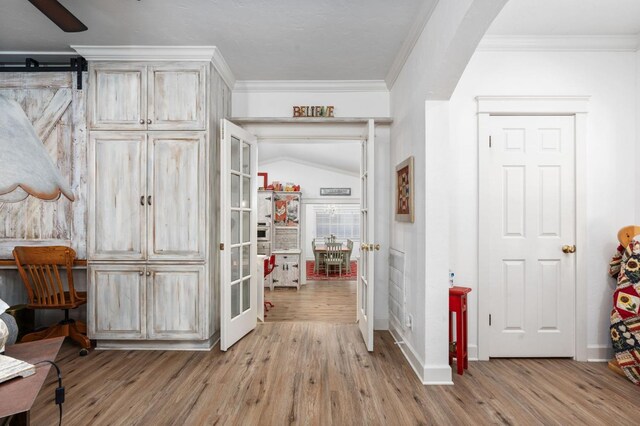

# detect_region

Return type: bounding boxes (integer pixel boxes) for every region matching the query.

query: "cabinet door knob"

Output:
[147,119,152,124]
[147,195,152,205]
[139,119,145,124]
[140,195,145,206]
[138,271,144,276]
[146,271,151,276]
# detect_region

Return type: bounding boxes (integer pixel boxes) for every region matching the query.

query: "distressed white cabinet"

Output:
[88,264,147,340]
[89,63,206,131]
[89,264,205,341]
[88,132,205,261]
[146,265,205,340]
[88,132,147,261]
[272,252,300,288]
[89,63,147,130]
[148,133,205,260]
[257,191,273,227]
[148,64,206,130]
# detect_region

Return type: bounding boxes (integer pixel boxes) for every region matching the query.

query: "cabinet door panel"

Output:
[147,133,205,260]
[147,266,204,339]
[89,132,146,260]
[148,64,206,130]
[90,64,146,130]
[89,265,146,339]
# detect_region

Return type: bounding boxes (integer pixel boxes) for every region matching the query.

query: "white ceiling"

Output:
[0,0,428,80]
[258,141,360,175]
[487,0,640,35]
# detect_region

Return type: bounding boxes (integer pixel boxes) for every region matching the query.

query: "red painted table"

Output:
[449,286,471,375]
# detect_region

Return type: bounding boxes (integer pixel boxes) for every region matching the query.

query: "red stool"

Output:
[449,286,471,375]
[264,255,276,315]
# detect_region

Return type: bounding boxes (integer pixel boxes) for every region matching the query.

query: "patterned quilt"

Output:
[608,240,640,385]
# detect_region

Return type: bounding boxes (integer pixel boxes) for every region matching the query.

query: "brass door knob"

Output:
[562,245,576,254]
[360,244,369,251]
[374,244,380,251]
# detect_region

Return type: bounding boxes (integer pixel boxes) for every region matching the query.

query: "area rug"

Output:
[306,260,357,281]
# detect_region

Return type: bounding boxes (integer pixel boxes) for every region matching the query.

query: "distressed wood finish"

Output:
[146,265,204,340]
[88,132,147,261]
[0,72,86,259]
[88,264,146,340]
[89,63,146,130]
[148,132,205,260]
[30,324,640,425]
[148,64,206,130]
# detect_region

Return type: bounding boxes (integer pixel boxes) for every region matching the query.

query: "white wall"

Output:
[449,49,639,360]
[233,89,389,117]
[389,0,505,384]
[258,157,360,201]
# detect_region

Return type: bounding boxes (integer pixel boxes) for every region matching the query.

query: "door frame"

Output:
[477,96,589,361]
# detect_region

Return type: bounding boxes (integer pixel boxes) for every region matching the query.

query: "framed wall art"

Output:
[395,156,414,223]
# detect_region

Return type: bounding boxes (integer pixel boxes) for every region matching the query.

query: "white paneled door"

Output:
[220,120,258,351]
[486,116,576,357]
[358,120,376,352]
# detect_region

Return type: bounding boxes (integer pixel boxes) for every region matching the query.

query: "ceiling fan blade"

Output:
[28,0,88,32]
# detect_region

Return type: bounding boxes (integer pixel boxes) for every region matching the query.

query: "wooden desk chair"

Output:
[324,242,344,277]
[13,246,90,355]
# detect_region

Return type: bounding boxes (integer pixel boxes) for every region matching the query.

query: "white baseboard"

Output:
[468,344,478,361]
[388,325,453,385]
[374,317,389,330]
[587,344,613,362]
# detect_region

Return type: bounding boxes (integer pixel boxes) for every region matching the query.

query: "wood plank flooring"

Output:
[29,323,640,426]
[265,280,356,323]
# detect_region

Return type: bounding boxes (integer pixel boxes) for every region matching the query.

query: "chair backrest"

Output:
[325,242,343,262]
[311,238,317,252]
[12,246,79,308]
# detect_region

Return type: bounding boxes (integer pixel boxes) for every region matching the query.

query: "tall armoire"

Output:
[76,47,233,350]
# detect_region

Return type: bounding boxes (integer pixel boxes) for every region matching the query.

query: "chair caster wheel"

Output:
[79,348,89,356]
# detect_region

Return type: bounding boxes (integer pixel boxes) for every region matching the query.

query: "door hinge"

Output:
[293,264,299,268]
[221,126,225,139]
[272,279,279,283]
[489,135,492,148]
[489,314,492,326]
[219,243,224,251]
[293,279,299,283]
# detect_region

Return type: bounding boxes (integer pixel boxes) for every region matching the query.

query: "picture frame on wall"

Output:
[395,156,414,223]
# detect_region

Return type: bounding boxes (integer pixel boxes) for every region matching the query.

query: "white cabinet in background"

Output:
[272,252,300,289]
[89,63,206,131]
[257,191,273,227]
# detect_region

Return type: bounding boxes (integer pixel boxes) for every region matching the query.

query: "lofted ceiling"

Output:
[258,141,360,175]
[487,0,640,35]
[0,0,429,81]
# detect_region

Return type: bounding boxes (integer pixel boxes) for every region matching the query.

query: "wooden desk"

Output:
[0,337,64,425]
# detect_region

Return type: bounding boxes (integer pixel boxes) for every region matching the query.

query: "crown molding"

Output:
[385,0,439,89]
[233,80,388,93]
[477,35,640,52]
[70,45,223,61]
[211,48,236,89]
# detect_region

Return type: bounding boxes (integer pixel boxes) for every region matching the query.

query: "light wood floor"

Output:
[31,323,640,425]
[264,280,356,323]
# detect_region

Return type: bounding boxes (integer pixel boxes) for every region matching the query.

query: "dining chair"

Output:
[324,242,344,277]
[13,246,91,355]
[344,239,354,273]
[311,238,320,273]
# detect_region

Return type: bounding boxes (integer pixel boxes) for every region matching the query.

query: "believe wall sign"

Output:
[320,188,351,196]
[293,105,335,117]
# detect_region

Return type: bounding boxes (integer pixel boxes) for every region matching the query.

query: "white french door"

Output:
[220,119,258,351]
[358,119,376,351]
[485,115,576,357]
